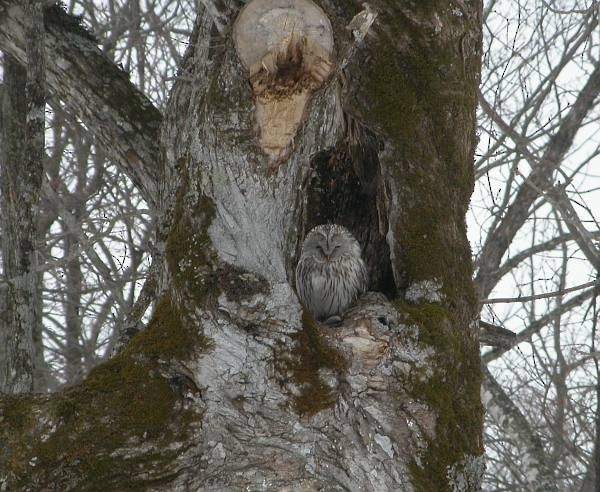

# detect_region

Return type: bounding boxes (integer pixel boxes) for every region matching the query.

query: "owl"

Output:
[296,224,369,322]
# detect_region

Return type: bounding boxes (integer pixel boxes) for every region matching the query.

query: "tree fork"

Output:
[0,1,485,489]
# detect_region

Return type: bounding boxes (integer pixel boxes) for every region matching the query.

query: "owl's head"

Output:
[300,224,361,262]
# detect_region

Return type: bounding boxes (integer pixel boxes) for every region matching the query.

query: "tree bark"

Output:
[0,1,485,489]
[1,0,47,395]
[0,53,37,394]
[481,366,557,490]
[0,56,33,394]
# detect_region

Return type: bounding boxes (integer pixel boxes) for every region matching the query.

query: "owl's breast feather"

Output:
[310,271,328,293]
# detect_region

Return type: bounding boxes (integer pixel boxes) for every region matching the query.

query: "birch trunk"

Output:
[0,1,485,489]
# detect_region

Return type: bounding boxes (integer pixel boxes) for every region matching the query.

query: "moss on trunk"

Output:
[342,1,484,487]
[0,295,207,489]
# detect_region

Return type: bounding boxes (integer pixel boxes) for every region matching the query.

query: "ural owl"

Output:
[296,224,369,322]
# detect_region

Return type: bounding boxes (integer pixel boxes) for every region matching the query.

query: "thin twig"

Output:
[481,280,600,304]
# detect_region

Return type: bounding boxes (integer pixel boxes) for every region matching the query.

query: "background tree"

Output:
[475,1,600,489]
[1,0,193,390]
[0,0,45,394]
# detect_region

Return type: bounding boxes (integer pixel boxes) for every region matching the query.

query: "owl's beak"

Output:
[324,254,331,262]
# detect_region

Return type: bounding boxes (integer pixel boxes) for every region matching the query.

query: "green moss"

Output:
[165,170,218,305]
[0,396,32,432]
[356,6,478,305]
[33,360,176,465]
[0,396,37,479]
[0,295,206,489]
[217,266,270,301]
[165,170,269,308]
[394,301,483,491]
[127,294,212,360]
[276,310,348,416]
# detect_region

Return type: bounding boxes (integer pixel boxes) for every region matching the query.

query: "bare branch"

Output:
[0,1,162,208]
[482,286,598,364]
[482,280,600,304]
[479,320,516,348]
[475,59,600,298]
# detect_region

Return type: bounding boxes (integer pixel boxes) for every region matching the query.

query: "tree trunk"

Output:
[0,0,46,395]
[0,55,36,394]
[63,229,84,384]
[0,1,484,489]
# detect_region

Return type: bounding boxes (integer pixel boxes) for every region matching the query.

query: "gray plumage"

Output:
[296,224,369,321]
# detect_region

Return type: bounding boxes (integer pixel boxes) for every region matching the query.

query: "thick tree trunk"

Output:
[0,1,484,490]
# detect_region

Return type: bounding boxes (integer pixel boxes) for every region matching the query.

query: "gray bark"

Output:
[0,53,37,394]
[63,227,84,384]
[0,0,47,395]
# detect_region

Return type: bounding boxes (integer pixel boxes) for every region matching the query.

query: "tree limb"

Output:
[479,320,516,348]
[475,59,600,298]
[482,366,558,491]
[0,1,162,208]
[482,286,598,364]
[482,280,600,305]
[485,231,600,285]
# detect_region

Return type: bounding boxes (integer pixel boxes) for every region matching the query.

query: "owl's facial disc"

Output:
[319,239,344,262]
